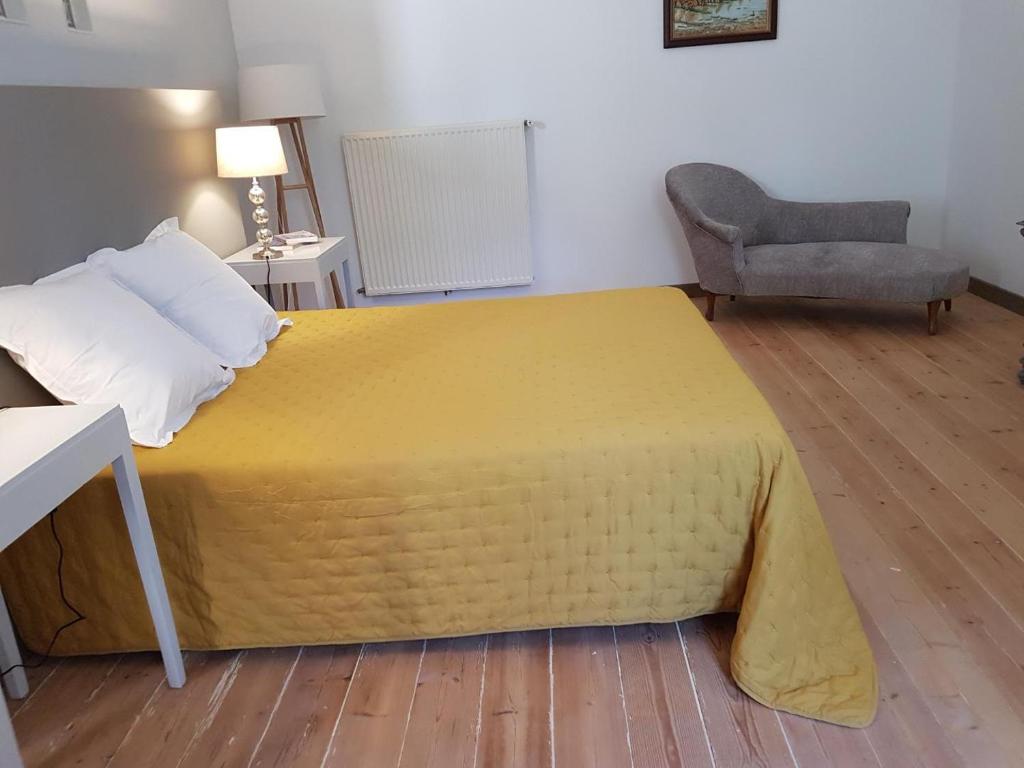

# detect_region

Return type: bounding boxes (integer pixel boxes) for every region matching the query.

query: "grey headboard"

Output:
[0,85,247,406]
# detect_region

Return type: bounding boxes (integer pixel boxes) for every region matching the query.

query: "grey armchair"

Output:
[665,163,969,334]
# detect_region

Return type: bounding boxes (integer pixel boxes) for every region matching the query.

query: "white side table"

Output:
[0,405,186,768]
[224,236,353,310]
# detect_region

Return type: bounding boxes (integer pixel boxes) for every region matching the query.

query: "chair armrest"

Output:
[765,199,911,244]
[688,207,740,245]
[665,180,744,295]
[666,185,742,244]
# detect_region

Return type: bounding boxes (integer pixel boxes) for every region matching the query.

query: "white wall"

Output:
[230,0,961,306]
[0,0,237,89]
[944,0,1024,297]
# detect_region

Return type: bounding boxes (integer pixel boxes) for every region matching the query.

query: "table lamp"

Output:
[238,64,327,237]
[216,125,289,259]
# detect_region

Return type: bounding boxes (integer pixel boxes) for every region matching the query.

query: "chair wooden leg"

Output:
[927,300,940,335]
[705,293,717,322]
[944,298,952,312]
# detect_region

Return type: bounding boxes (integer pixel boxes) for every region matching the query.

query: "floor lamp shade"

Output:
[236,64,329,248]
[239,64,326,122]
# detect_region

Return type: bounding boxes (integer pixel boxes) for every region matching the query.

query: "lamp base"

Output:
[248,177,279,261]
[252,248,284,260]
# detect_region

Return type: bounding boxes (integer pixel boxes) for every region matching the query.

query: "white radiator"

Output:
[342,120,533,296]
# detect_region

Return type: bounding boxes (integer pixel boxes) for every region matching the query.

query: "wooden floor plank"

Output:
[816,312,1024,495]
[811,720,881,768]
[399,635,487,768]
[476,631,552,768]
[902,327,1024,410]
[815,308,1024,472]
[5,659,60,718]
[176,647,301,768]
[614,623,713,768]
[11,655,124,767]
[776,714,832,768]
[551,626,633,768]
[855,323,1024,457]
[803,446,1011,768]
[323,640,425,768]
[106,651,243,768]
[16,654,163,768]
[680,616,800,768]
[858,330,1024,464]
[248,644,361,768]
[858,611,965,768]
[940,325,1024,385]
[950,294,1024,366]
[783,310,1024,562]
[11,656,122,755]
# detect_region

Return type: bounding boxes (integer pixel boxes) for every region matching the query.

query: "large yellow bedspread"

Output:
[1,288,875,726]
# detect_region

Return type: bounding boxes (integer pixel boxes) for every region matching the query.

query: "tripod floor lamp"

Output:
[238,64,327,238]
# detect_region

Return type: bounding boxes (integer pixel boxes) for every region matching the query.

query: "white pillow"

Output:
[36,262,90,284]
[145,217,179,241]
[88,219,288,368]
[0,269,235,448]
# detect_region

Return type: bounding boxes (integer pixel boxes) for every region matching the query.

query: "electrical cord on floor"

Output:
[0,509,86,677]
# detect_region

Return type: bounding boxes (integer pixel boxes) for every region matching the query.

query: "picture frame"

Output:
[664,0,779,49]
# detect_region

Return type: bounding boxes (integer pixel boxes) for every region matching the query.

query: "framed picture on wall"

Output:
[664,0,779,48]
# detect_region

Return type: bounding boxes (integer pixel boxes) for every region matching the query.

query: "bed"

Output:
[0,287,877,726]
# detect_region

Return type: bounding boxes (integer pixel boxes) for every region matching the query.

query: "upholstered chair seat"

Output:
[665,163,969,334]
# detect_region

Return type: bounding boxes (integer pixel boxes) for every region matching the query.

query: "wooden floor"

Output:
[7,293,1024,767]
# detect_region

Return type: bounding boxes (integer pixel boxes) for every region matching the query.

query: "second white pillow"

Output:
[89,220,288,368]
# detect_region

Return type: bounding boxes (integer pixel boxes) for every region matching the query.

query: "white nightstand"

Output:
[0,405,186,768]
[224,236,353,310]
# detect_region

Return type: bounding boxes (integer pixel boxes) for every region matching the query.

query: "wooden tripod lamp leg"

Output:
[293,119,326,238]
[275,172,290,234]
[329,272,345,308]
[274,134,290,307]
[274,117,327,239]
[272,116,326,238]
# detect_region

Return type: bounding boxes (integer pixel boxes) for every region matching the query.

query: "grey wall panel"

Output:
[0,85,246,406]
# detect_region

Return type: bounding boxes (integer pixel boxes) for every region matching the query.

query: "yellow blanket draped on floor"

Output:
[0,288,876,726]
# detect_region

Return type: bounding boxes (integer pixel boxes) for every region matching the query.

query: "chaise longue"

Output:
[666,163,970,334]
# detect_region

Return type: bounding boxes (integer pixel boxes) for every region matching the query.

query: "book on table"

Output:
[270,231,320,250]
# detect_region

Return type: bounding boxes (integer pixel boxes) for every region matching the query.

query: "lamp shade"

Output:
[215,126,288,178]
[239,64,326,122]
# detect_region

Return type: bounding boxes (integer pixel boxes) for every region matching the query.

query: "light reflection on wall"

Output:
[184,181,246,256]
[149,88,220,129]
[147,87,247,255]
